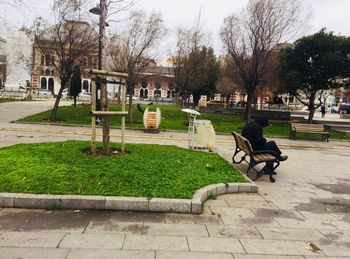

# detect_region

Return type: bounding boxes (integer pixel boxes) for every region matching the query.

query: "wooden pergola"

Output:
[89,69,129,155]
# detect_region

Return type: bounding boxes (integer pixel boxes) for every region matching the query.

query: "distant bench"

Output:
[289,123,330,142]
[232,131,280,183]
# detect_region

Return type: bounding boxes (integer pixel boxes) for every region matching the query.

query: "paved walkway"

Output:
[0,100,350,258]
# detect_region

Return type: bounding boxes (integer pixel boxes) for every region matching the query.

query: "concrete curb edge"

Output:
[0,182,257,214]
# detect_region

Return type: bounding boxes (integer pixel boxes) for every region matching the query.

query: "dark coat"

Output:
[241,121,267,151]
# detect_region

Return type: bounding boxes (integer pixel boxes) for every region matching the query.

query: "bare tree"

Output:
[0,1,24,37]
[34,0,98,121]
[171,16,207,107]
[107,10,165,123]
[221,0,307,122]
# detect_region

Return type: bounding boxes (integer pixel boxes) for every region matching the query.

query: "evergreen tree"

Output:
[69,65,82,107]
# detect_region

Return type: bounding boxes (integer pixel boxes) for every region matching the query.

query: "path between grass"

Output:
[0,141,246,199]
[17,104,350,140]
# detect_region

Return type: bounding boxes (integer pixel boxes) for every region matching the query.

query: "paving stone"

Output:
[66,249,155,259]
[313,241,350,257]
[156,251,233,259]
[256,227,327,241]
[149,198,191,213]
[14,194,61,209]
[60,195,105,210]
[319,230,350,242]
[0,247,69,259]
[209,207,255,217]
[220,216,281,228]
[187,236,245,253]
[164,213,221,225]
[297,211,339,221]
[273,218,339,230]
[251,208,304,219]
[240,239,325,256]
[205,199,228,207]
[123,235,188,251]
[143,223,208,236]
[217,193,265,201]
[0,193,15,207]
[233,255,304,259]
[0,232,65,248]
[85,221,143,235]
[206,224,262,239]
[225,199,278,209]
[59,233,125,249]
[105,197,149,211]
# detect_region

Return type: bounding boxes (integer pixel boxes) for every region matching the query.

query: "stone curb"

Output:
[0,182,257,214]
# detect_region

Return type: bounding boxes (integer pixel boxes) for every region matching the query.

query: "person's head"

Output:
[255,116,269,128]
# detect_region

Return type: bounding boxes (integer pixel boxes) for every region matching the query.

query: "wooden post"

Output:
[121,78,126,154]
[91,79,97,155]
[101,78,110,155]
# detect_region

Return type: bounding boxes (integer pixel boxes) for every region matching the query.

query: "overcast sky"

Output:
[5,0,350,58]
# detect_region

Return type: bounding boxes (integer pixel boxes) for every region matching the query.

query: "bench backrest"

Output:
[291,123,325,132]
[232,131,253,156]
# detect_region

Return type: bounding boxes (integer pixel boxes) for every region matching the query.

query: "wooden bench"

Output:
[289,123,330,141]
[232,131,280,183]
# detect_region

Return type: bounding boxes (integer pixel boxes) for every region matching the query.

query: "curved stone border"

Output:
[0,182,257,214]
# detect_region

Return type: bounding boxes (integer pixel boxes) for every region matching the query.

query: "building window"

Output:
[40,77,47,89]
[41,55,45,65]
[45,69,50,76]
[48,78,54,94]
[82,80,89,92]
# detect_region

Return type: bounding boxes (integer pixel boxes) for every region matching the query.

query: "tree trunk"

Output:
[50,83,65,121]
[128,93,133,124]
[307,98,316,123]
[73,96,77,107]
[244,91,254,123]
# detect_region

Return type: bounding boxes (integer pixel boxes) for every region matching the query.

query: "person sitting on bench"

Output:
[242,116,288,174]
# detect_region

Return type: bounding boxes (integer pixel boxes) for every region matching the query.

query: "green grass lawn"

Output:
[0,98,20,103]
[17,103,350,140]
[0,141,246,199]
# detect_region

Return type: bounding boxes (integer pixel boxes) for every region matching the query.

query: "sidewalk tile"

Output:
[220,216,281,228]
[59,233,125,249]
[85,221,143,235]
[206,224,262,239]
[123,235,188,251]
[0,247,69,259]
[256,227,327,241]
[319,230,350,242]
[156,251,233,259]
[164,213,221,225]
[67,249,155,259]
[187,236,245,253]
[217,193,266,201]
[143,223,208,236]
[313,241,350,257]
[226,200,278,209]
[240,239,325,256]
[273,218,339,230]
[233,255,304,259]
[0,232,64,248]
[209,207,255,217]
